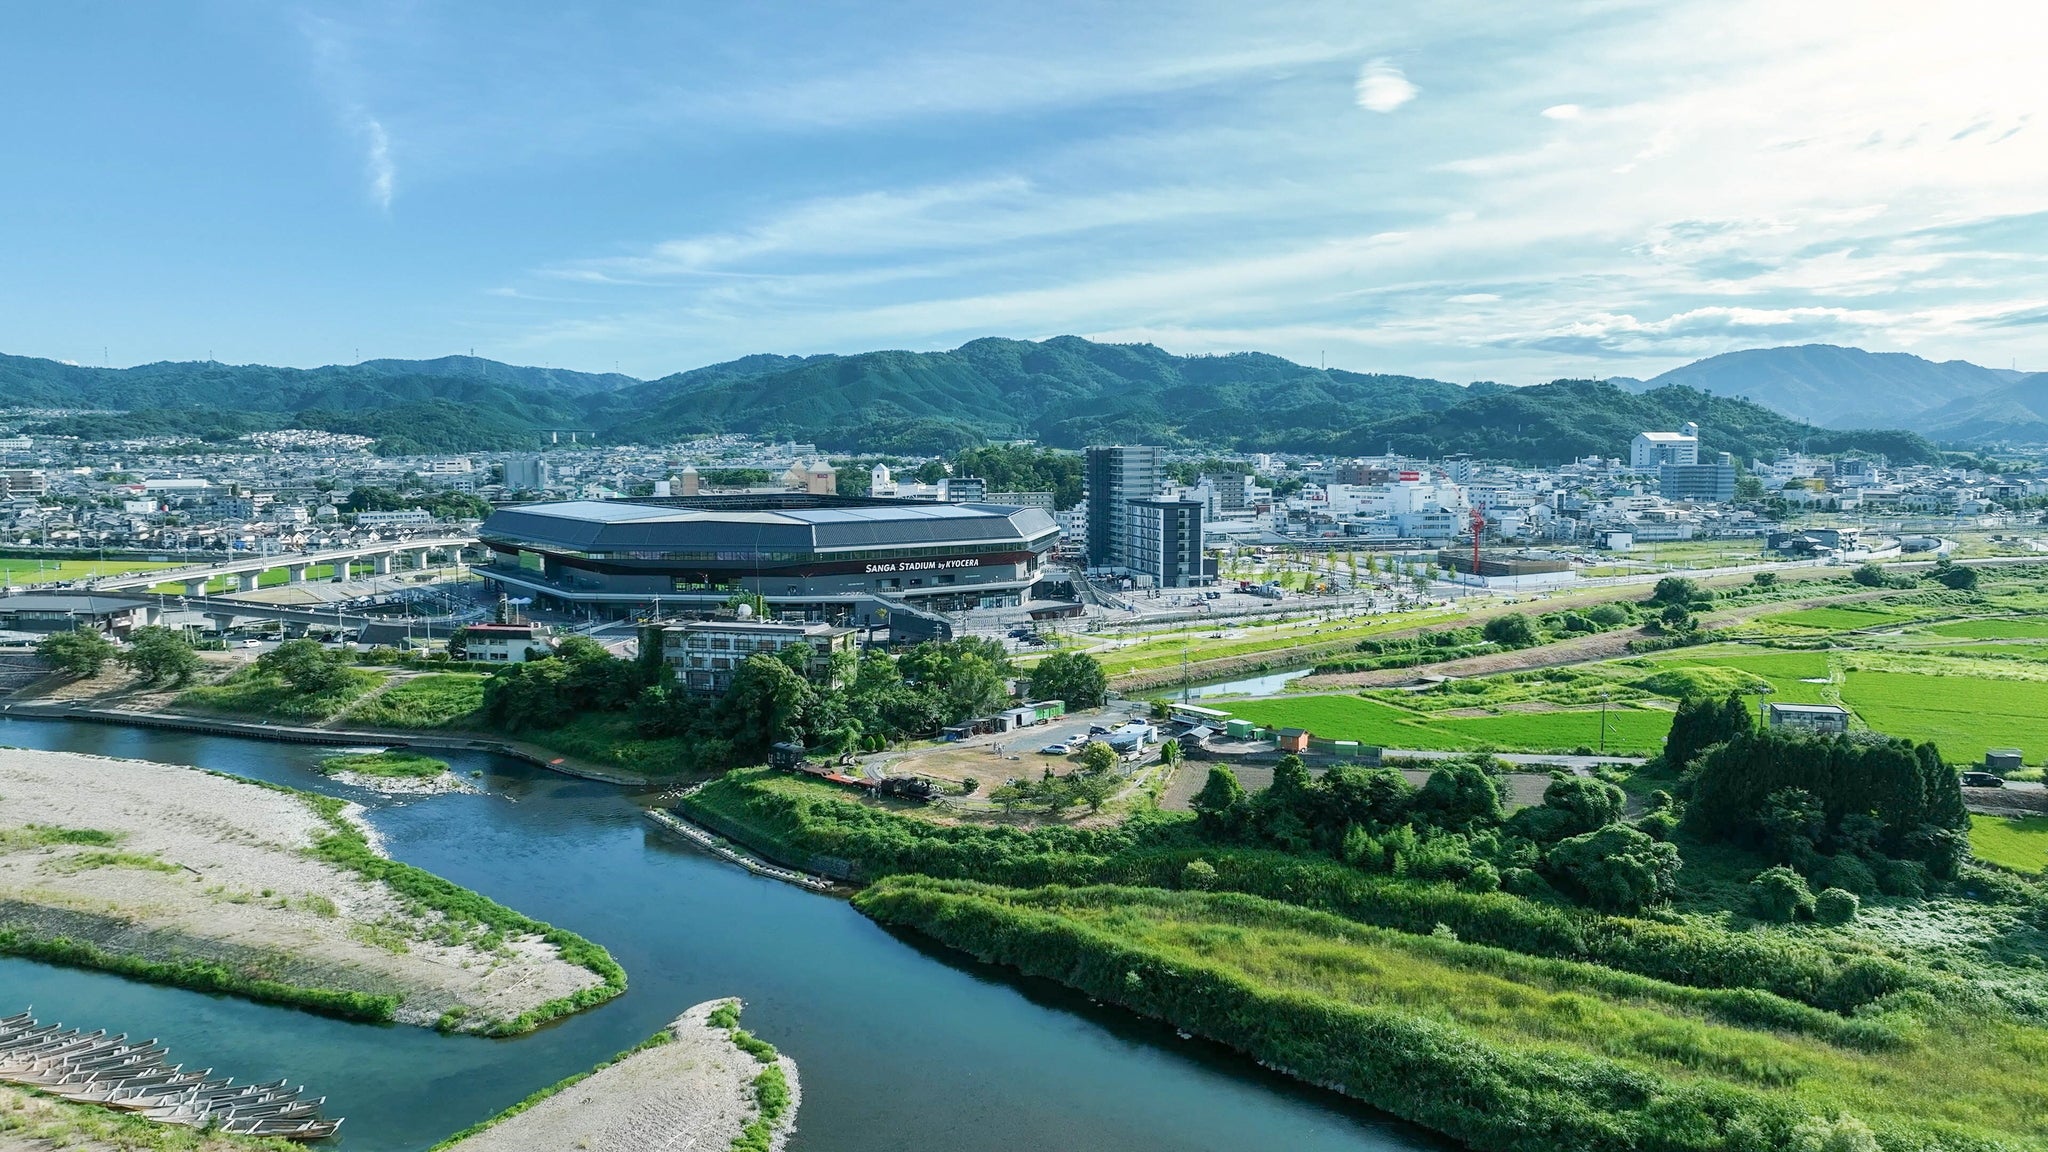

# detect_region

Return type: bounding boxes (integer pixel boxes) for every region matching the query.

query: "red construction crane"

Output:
[1468,505,1485,576]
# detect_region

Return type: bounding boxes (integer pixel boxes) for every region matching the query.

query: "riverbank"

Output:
[0,699,650,786]
[0,746,615,1033]
[438,998,800,1152]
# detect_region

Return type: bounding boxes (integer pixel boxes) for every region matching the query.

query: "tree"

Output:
[1157,738,1182,767]
[1662,691,1752,773]
[1850,563,1887,588]
[1481,613,1538,648]
[1649,576,1702,606]
[121,626,201,686]
[1078,741,1119,775]
[257,638,349,694]
[1658,602,1694,630]
[1317,766,1414,829]
[719,653,817,758]
[1411,761,1502,831]
[1190,766,1249,836]
[1760,786,1825,863]
[1749,865,1815,922]
[1508,776,1626,843]
[1926,559,1978,591]
[1028,651,1108,709]
[1546,825,1680,912]
[1072,771,1118,813]
[38,629,116,678]
[1752,571,1777,588]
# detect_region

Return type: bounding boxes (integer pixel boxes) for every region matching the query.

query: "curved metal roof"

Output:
[481,499,1057,553]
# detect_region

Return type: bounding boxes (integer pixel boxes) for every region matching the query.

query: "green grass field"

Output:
[1097,609,1458,676]
[1219,694,1670,753]
[1921,618,2048,640]
[176,666,386,721]
[1759,606,1916,631]
[1969,815,2048,874]
[344,673,486,728]
[1841,669,2048,763]
[1637,648,1834,697]
[0,558,183,585]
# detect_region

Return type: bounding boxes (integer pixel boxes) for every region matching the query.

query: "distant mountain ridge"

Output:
[1616,344,2022,432]
[0,337,1943,462]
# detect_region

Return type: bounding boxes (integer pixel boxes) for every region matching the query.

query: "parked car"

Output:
[242,638,262,648]
[1088,724,1111,735]
[1038,743,1072,756]
[1961,771,2006,788]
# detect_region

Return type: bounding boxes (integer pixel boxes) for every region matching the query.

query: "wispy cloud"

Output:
[299,13,398,211]
[1354,59,1417,113]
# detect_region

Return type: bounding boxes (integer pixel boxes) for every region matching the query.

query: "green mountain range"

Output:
[1,337,1942,464]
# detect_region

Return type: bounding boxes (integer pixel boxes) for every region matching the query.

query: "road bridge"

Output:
[86,536,479,595]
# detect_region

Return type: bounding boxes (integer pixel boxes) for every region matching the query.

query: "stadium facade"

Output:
[477,494,1059,634]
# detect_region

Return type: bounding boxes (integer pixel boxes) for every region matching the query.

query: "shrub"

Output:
[1814,887,1860,925]
[1181,859,1218,890]
[1814,854,1877,896]
[1638,811,1679,842]
[1750,866,1815,922]
[1545,825,1680,913]
[1480,613,1538,648]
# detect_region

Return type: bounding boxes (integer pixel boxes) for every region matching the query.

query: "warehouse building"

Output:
[477,493,1059,632]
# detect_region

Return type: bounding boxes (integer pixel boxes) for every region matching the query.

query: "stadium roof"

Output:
[482,499,1057,554]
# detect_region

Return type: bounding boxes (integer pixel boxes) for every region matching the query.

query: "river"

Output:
[0,716,1446,1152]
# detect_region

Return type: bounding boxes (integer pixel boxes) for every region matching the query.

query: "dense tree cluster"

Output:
[1191,754,1678,912]
[1685,726,1969,882]
[119,626,200,686]
[481,634,1080,773]
[342,484,491,521]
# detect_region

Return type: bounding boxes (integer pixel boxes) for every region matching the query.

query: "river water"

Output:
[0,717,1445,1152]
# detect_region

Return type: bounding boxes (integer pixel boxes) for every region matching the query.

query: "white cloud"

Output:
[361,117,394,211]
[1540,103,1582,120]
[1354,60,1417,113]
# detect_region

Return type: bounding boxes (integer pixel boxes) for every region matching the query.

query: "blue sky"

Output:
[3,1,2044,382]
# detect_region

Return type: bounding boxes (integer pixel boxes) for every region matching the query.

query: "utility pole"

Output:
[1598,690,1610,755]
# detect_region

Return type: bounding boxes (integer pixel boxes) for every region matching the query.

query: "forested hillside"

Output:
[1,338,1938,463]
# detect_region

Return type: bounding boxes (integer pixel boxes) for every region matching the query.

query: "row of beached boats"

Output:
[0,1010,341,1141]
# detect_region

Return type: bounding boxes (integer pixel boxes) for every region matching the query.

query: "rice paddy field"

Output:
[1759,605,1917,631]
[1969,815,2048,875]
[1920,618,2048,640]
[1217,694,1673,754]
[1840,669,2048,764]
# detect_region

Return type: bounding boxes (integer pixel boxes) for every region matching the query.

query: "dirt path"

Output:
[443,999,800,1152]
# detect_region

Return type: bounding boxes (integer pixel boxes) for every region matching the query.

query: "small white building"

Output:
[1631,424,1700,470]
[459,623,547,664]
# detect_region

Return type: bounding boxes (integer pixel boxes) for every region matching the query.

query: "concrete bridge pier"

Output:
[286,564,309,584]
[237,571,261,593]
[332,561,350,582]
[206,612,239,632]
[372,553,393,576]
[409,548,431,571]
[183,579,209,597]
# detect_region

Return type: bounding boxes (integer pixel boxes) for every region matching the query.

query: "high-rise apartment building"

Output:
[1083,445,1161,568]
[1126,497,1205,588]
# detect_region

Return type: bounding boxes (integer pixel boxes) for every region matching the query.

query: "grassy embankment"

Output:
[318,750,450,778]
[855,879,2048,1152]
[682,764,2048,1151]
[177,665,385,721]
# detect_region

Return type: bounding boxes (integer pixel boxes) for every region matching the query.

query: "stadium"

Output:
[477,493,1060,634]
